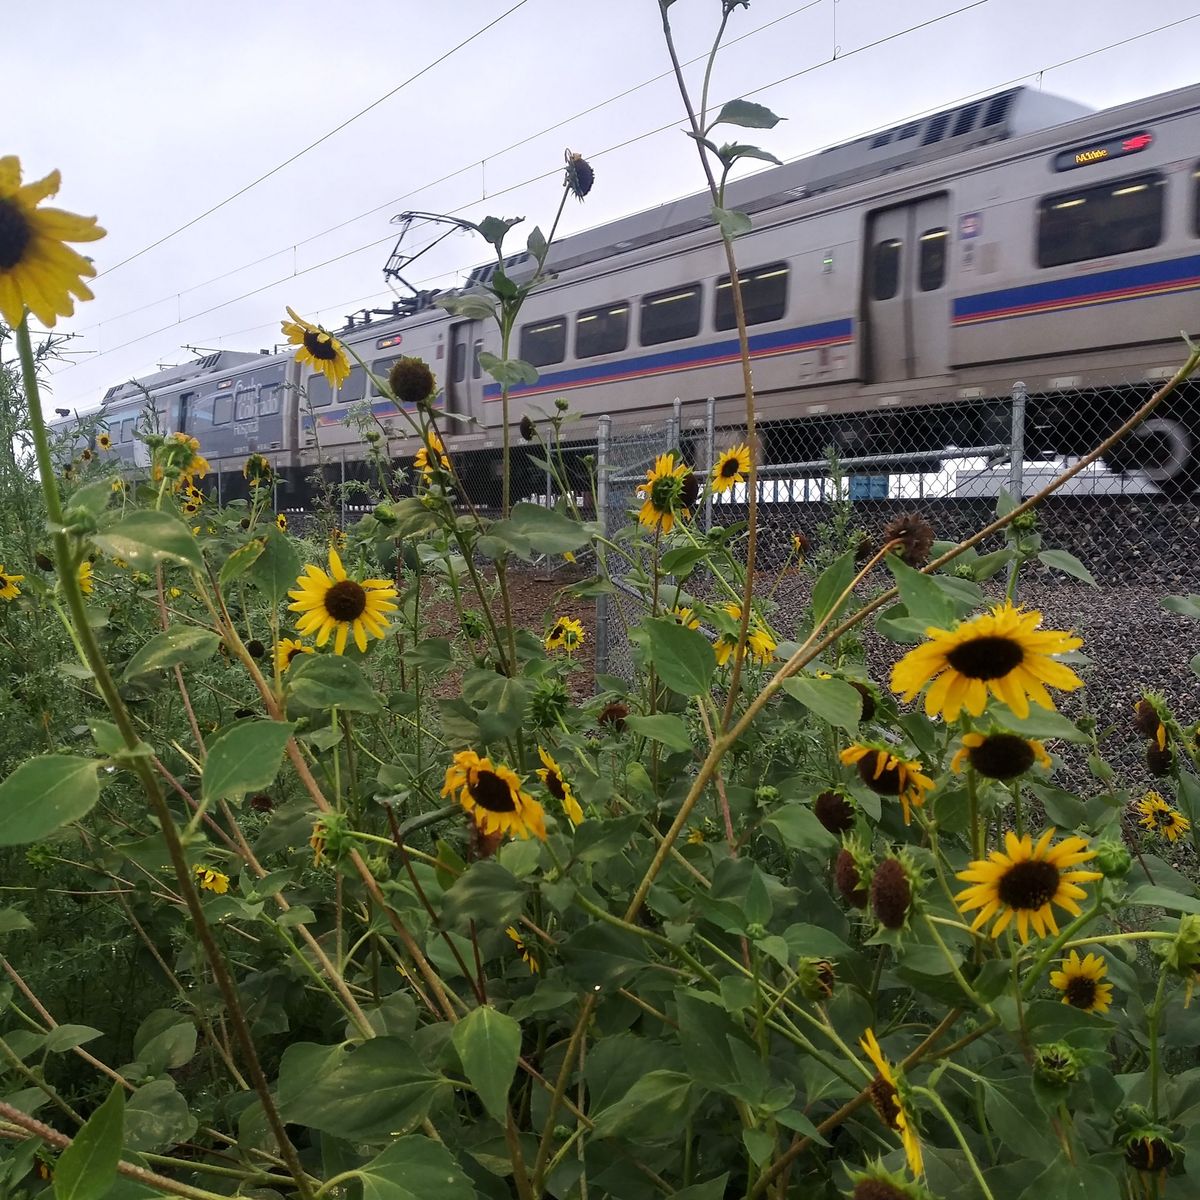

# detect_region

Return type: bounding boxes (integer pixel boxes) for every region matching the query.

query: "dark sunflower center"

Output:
[302,329,338,362]
[649,474,681,511]
[867,1078,902,1130]
[1064,975,1098,1009]
[1152,806,1174,829]
[324,579,367,621]
[720,456,741,478]
[857,752,903,796]
[970,733,1035,780]
[550,623,566,641]
[286,645,305,664]
[469,769,517,813]
[852,1180,907,1200]
[946,634,1025,680]
[544,770,566,802]
[0,197,32,270]
[997,859,1060,911]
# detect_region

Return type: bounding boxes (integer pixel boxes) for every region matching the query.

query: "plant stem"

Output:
[914,1085,996,1200]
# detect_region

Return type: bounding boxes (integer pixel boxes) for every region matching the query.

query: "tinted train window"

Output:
[1194,164,1200,236]
[307,375,333,408]
[519,319,566,367]
[871,239,902,300]
[234,388,256,421]
[213,393,233,425]
[576,303,629,358]
[640,285,701,346]
[918,228,948,291]
[371,357,399,396]
[1037,172,1164,268]
[120,418,134,443]
[258,384,281,417]
[342,365,366,404]
[473,339,484,378]
[451,340,467,382]
[193,397,214,427]
[715,264,788,330]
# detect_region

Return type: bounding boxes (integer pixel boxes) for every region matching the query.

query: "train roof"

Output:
[100,349,267,408]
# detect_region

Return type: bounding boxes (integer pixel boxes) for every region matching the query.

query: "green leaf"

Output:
[440,862,524,930]
[1191,652,1200,679]
[572,814,642,863]
[1127,885,1200,914]
[436,291,498,322]
[711,205,751,239]
[478,354,539,388]
[990,705,1090,744]
[713,98,783,130]
[810,549,856,627]
[474,214,522,251]
[1162,594,1200,619]
[133,1009,197,1072]
[122,1079,197,1153]
[93,510,202,571]
[286,655,382,714]
[485,502,590,560]
[660,546,710,577]
[624,714,692,753]
[65,477,117,519]
[123,627,220,680]
[201,721,294,803]
[643,618,716,696]
[717,142,784,168]
[248,528,301,604]
[0,756,100,846]
[560,922,649,989]
[277,1039,450,1141]
[887,554,955,627]
[53,1083,123,1200]
[781,676,861,731]
[450,1006,521,1121]
[1038,548,1097,586]
[218,538,265,588]
[592,1070,695,1140]
[357,1137,475,1200]
[763,804,836,853]
[45,1025,102,1054]
[0,907,32,935]
[526,224,548,265]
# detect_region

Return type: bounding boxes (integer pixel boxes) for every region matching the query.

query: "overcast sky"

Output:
[10,0,1200,414]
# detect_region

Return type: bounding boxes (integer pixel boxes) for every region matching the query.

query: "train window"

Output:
[918,229,948,291]
[715,264,788,331]
[193,397,214,427]
[519,319,566,367]
[342,365,366,404]
[213,393,233,425]
[370,357,399,396]
[640,285,702,346]
[258,384,281,417]
[1194,165,1200,236]
[1037,172,1164,268]
[120,418,134,443]
[473,339,484,379]
[451,340,468,382]
[871,239,902,300]
[307,375,333,408]
[575,303,629,358]
[234,388,257,421]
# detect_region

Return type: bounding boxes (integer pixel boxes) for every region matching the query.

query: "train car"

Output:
[80,79,1200,499]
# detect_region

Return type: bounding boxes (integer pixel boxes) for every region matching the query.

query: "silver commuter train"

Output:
[68,79,1200,502]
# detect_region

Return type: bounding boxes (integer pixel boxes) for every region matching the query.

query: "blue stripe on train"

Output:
[953,253,1200,325]
[481,317,854,400]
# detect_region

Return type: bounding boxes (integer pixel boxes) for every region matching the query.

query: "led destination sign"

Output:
[1053,131,1153,172]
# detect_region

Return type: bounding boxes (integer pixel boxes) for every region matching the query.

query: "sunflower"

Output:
[111,478,127,493]
[713,603,776,666]
[413,431,449,480]
[1134,792,1191,843]
[243,453,272,487]
[276,637,314,674]
[637,452,690,534]
[193,865,230,895]
[847,1163,934,1200]
[951,731,1052,780]
[860,1028,923,1177]
[839,744,933,825]
[536,747,584,826]
[711,444,751,495]
[891,601,1083,721]
[544,615,584,653]
[0,567,24,602]
[1049,949,1114,1013]
[671,606,700,630]
[282,306,350,389]
[955,828,1102,942]
[77,560,93,595]
[288,547,398,655]
[96,433,112,451]
[0,157,106,329]
[275,513,287,532]
[441,750,547,841]
[506,925,539,973]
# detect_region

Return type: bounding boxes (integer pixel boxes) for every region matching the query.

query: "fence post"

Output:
[594,415,611,682]
[703,396,716,532]
[668,397,681,450]
[1009,381,1027,501]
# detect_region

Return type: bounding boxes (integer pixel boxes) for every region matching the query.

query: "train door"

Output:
[864,194,950,382]
[177,391,194,436]
[445,322,479,419]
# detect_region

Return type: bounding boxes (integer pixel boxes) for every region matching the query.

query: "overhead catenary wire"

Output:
[94,0,531,280]
[51,7,1198,407]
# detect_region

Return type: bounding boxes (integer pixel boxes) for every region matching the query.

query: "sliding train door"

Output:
[863,194,950,383]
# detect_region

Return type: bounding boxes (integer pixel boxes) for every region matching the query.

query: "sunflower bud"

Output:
[871,857,913,930]
[814,789,855,835]
[519,414,536,441]
[388,357,436,407]
[796,956,836,1001]
[374,501,397,525]
[528,678,569,728]
[555,396,570,413]
[1009,508,1039,534]
[1122,1128,1178,1173]
[1091,838,1133,879]
[745,922,768,940]
[563,150,595,200]
[1034,1041,1083,1089]
[754,785,779,805]
[1161,914,1200,987]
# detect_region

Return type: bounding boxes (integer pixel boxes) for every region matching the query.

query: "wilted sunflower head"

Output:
[814,790,855,836]
[519,413,536,442]
[882,511,935,567]
[563,149,594,200]
[871,856,916,931]
[678,470,700,511]
[834,842,871,909]
[1122,1126,1178,1173]
[388,356,436,407]
[846,1161,934,1200]
[243,453,272,487]
[1146,744,1173,778]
